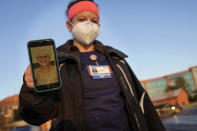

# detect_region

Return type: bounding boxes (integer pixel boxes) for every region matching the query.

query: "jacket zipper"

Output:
[116,64,135,98]
[116,64,140,130]
[117,63,146,114]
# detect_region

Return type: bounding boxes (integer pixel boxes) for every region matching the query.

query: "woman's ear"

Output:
[66,21,72,32]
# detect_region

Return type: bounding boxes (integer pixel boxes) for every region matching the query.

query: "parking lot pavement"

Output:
[162,106,197,131]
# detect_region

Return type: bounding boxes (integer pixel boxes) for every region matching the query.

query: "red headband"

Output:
[68,1,100,20]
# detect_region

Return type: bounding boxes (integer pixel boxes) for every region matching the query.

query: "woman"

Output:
[19,0,165,131]
[34,51,58,86]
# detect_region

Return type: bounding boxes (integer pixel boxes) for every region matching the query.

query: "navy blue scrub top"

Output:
[80,50,131,131]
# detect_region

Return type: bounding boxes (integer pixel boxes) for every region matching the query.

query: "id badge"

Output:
[87,65,113,79]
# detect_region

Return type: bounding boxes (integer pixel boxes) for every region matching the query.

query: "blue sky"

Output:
[0,0,196,100]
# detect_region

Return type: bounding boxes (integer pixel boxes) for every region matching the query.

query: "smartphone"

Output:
[27,39,62,92]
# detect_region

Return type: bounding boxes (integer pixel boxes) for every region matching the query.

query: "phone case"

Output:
[27,39,62,92]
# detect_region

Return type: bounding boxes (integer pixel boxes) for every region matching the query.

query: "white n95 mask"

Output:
[71,21,99,45]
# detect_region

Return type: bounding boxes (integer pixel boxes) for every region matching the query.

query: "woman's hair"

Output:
[66,0,97,17]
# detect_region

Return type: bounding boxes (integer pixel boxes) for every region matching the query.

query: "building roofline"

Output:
[140,65,197,83]
[189,65,197,70]
[151,88,184,102]
[167,70,188,77]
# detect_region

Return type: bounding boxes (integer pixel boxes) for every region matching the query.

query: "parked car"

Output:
[155,104,182,118]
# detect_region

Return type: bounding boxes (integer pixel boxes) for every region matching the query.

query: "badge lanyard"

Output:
[88,54,112,79]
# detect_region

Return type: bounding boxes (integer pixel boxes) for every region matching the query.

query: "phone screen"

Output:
[27,39,61,92]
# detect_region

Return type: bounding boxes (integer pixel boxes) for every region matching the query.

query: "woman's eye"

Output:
[92,19,98,24]
[78,18,86,21]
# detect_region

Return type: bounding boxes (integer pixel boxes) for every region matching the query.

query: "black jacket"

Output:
[18,40,165,131]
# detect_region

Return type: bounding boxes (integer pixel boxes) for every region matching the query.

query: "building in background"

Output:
[0,95,20,131]
[0,95,18,111]
[141,65,197,97]
[151,88,189,106]
[0,95,52,131]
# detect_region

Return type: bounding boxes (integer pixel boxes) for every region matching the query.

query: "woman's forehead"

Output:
[73,11,99,19]
[37,52,50,57]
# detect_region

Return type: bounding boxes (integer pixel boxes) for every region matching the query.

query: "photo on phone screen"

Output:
[27,39,61,92]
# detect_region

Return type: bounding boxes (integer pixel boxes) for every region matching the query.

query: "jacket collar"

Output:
[57,39,128,64]
[56,40,77,64]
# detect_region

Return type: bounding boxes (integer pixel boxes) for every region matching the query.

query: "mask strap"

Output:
[68,20,74,27]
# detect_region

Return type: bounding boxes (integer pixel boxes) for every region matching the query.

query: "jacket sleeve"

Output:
[125,62,166,131]
[18,75,57,126]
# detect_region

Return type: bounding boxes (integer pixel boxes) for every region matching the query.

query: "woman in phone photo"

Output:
[34,50,58,86]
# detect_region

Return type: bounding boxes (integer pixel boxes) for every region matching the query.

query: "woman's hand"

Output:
[24,65,34,88]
